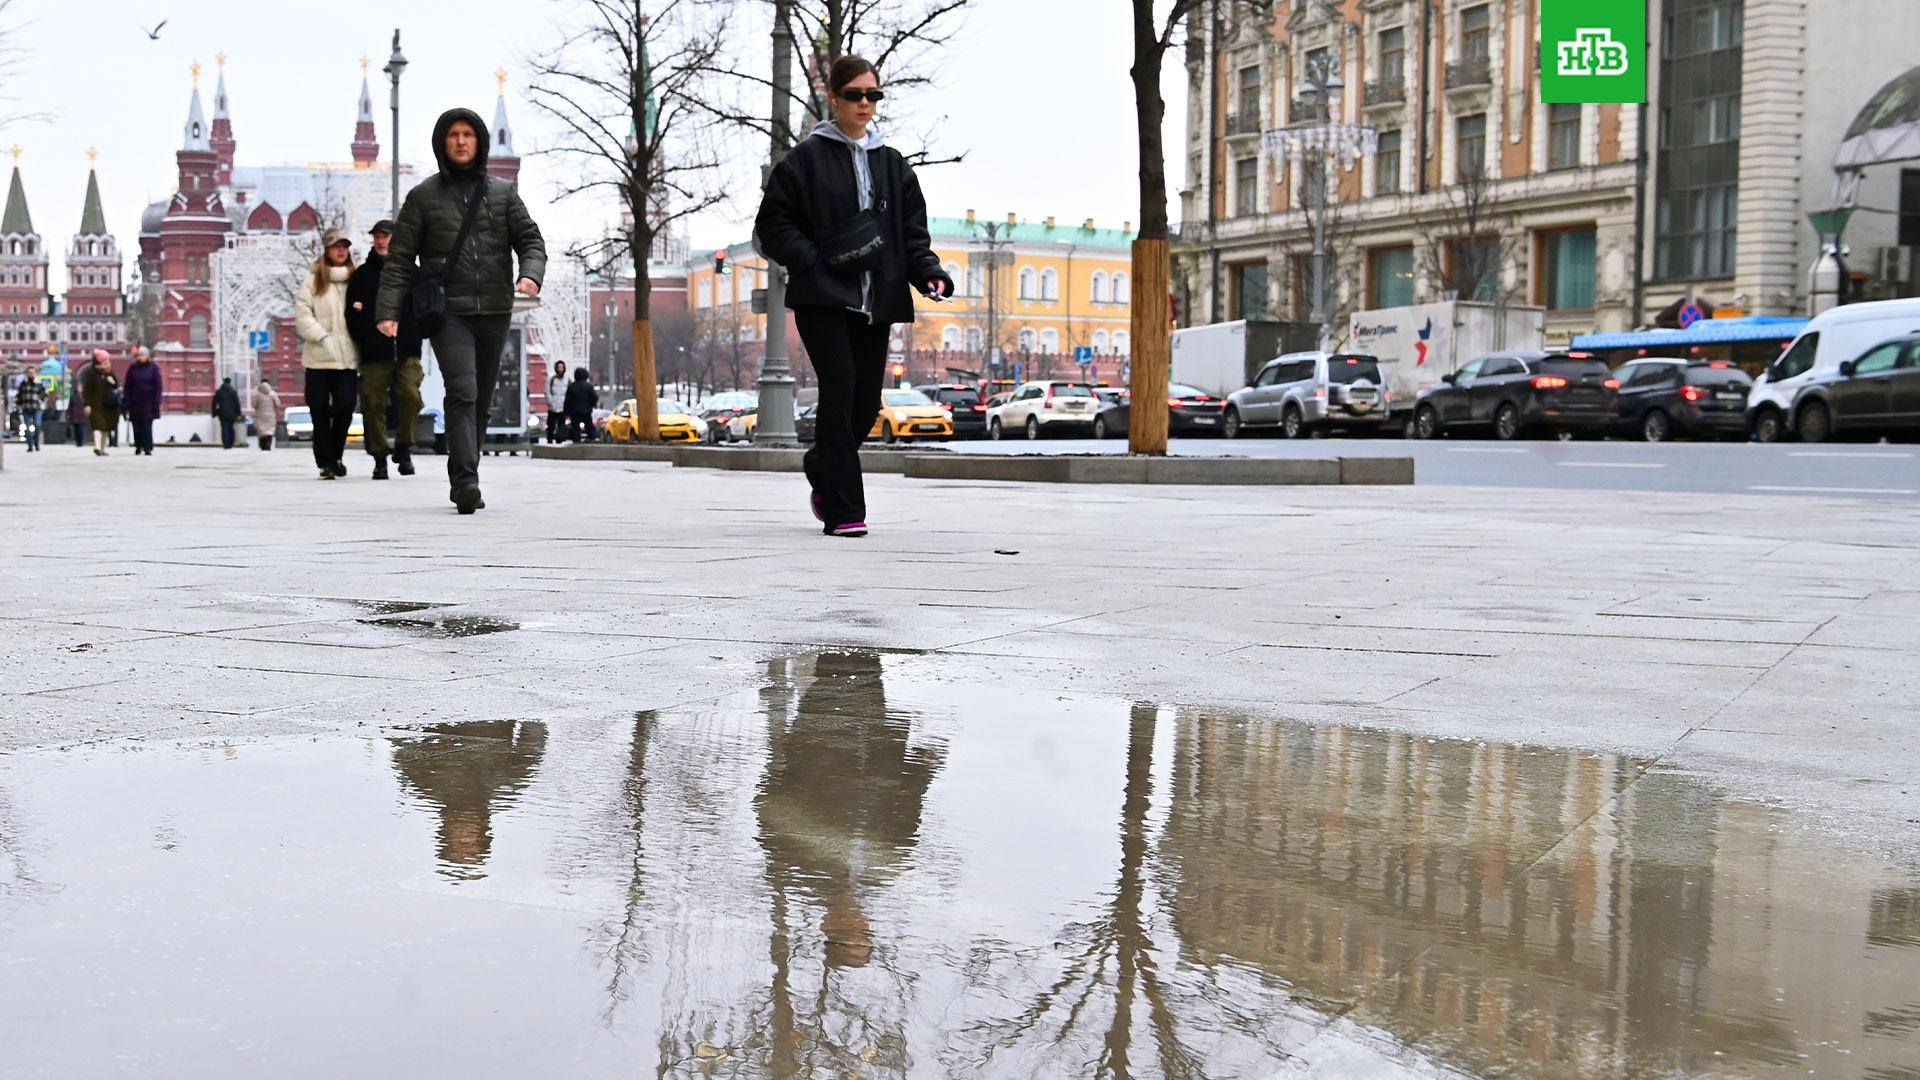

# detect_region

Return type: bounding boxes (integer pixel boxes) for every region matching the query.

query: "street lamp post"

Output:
[383,31,408,217]
[755,0,798,443]
[1266,54,1374,351]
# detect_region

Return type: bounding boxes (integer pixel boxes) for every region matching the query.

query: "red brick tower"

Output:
[155,62,227,410]
[209,54,236,188]
[487,69,520,187]
[351,60,380,168]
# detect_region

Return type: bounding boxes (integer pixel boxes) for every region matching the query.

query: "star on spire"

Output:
[216,52,227,69]
[495,67,508,95]
[191,60,202,88]
[361,56,370,73]
[86,147,97,167]
[7,145,18,164]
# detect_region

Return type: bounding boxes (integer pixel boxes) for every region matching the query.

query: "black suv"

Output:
[1410,351,1619,440]
[1790,333,1920,443]
[1607,358,1753,441]
[913,383,988,438]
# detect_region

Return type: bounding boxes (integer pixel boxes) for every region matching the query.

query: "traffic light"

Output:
[714,250,731,276]
[891,363,906,381]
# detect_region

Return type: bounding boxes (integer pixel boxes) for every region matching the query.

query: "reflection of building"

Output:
[0,150,129,374]
[1158,710,1920,1079]
[390,720,547,881]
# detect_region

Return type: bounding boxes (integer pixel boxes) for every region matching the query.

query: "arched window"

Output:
[965,326,983,351]
[1112,272,1130,305]
[1018,327,1036,351]
[1114,330,1131,355]
[1040,268,1059,302]
[1018,267,1037,300]
[941,325,961,351]
[189,313,209,349]
[1091,271,1109,304]
[1040,328,1059,354]
[1093,330,1110,350]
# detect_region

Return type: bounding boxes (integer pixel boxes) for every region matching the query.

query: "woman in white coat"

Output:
[252,376,283,451]
[296,229,360,479]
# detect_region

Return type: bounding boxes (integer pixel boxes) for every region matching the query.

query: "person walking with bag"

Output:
[348,219,425,479]
[253,377,282,451]
[754,56,952,538]
[297,229,361,480]
[83,350,120,456]
[375,108,545,514]
[123,348,163,456]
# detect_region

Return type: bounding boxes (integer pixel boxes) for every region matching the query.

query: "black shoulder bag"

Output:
[818,149,890,275]
[406,180,485,338]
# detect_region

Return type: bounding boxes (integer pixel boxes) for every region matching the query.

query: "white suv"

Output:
[988,381,1101,440]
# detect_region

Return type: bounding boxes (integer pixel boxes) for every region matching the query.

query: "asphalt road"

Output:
[933,434,1920,499]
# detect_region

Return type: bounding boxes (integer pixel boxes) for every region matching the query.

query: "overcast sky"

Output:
[4,0,1187,285]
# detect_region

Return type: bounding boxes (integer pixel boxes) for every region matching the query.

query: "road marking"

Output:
[1445,447,1530,454]
[1788,451,1915,459]
[1556,461,1667,469]
[1749,485,1919,495]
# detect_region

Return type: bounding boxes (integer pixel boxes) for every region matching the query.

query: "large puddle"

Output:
[1,651,1916,1078]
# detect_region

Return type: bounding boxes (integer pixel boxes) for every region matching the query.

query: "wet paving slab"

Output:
[1,653,1917,1079]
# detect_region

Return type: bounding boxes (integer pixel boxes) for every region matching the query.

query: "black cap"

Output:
[369,219,397,235]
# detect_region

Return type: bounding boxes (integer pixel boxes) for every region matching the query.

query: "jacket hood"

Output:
[432,108,492,180]
[809,119,884,151]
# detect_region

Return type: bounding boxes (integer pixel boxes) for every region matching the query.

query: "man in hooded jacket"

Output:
[375,108,546,514]
[348,219,425,479]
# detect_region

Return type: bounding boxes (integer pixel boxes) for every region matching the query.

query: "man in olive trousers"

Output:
[348,219,424,479]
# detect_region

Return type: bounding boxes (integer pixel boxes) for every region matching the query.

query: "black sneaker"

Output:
[371,456,389,480]
[393,447,415,476]
[452,486,483,515]
[331,460,349,478]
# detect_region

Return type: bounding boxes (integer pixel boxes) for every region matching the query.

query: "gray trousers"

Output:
[432,313,511,493]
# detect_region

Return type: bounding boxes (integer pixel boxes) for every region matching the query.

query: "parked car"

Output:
[1789,332,1920,443]
[699,391,759,443]
[914,383,988,438]
[870,388,953,442]
[1608,358,1752,442]
[604,399,705,443]
[284,406,314,441]
[1091,384,1228,438]
[1093,387,1129,438]
[1747,298,1920,442]
[1223,352,1391,438]
[1408,351,1618,440]
[795,403,817,443]
[987,380,1100,440]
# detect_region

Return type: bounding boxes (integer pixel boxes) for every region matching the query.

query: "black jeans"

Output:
[131,417,154,454]
[794,308,890,526]
[432,313,511,493]
[218,418,237,449]
[304,369,359,470]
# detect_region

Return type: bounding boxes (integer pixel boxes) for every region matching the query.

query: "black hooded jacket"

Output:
[346,250,423,362]
[375,108,548,323]
[753,128,943,326]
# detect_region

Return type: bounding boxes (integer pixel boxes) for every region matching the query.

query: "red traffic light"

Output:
[714,250,731,276]
[891,364,905,378]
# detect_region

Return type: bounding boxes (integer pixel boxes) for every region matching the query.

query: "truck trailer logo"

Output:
[1557,29,1630,77]
[1415,317,1434,366]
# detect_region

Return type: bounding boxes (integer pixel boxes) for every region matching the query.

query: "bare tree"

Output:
[1415,163,1520,307]
[0,1,50,135]
[527,0,732,441]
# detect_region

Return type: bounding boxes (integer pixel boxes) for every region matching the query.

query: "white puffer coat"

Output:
[295,265,359,370]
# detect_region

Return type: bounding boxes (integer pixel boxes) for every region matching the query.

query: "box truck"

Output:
[1348,302,1546,421]
[1170,320,1319,398]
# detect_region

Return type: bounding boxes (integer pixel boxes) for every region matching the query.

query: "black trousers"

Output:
[304,369,359,470]
[431,313,511,493]
[131,418,154,453]
[794,308,890,526]
[218,418,237,449]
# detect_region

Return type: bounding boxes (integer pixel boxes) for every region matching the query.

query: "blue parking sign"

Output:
[1073,346,1093,366]
[249,330,271,352]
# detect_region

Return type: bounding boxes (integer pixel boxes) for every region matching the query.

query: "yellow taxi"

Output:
[604,399,706,443]
[726,411,758,441]
[869,388,953,443]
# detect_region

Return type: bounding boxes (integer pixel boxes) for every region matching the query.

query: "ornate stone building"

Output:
[0,149,129,376]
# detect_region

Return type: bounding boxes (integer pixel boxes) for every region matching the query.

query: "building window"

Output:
[1093,330,1110,350]
[1657,185,1738,279]
[1114,330,1130,355]
[1457,114,1487,181]
[1112,272,1129,305]
[1234,156,1260,217]
[1376,130,1402,195]
[1548,103,1582,170]
[1369,246,1415,308]
[1040,268,1059,302]
[1462,4,1491,59]
[1236,65,1261,123]
[1540,228,1597,310]
[1230,261,1269,320]
[1091,271,1109,304]
[697,279,712,307]
[941,326,960,351]
[1018,327,1036,351]
[1447,236,1503,302]
[189,313,210,349]
[965,326,983,351]
[1657,0,1743,281]
[1378,28,1406,84]
[966,265,984,297]
[1040,328,1059,354]
[1019,267,1038,299]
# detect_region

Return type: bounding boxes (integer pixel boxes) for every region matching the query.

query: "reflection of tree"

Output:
[590,710,654,1024]
[389,720,548,881]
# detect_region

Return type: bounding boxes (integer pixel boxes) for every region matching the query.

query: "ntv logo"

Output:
[1557,28,1631,77]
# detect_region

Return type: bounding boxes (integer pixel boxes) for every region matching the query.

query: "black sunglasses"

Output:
[837,88,885,104]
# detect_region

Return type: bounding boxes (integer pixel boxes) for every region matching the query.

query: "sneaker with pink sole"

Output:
[827,521,869,538]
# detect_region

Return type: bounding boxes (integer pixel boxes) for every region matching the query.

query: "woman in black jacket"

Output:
[562,367,598,443]
[754,56,953,538]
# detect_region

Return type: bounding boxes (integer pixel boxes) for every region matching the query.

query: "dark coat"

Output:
[212,381,243,421]
[123,360,164,422]
[753,129,943,326]
[563,377,598,419]
[347,250,422,362]
[83,365,119,431]
[375,108,547,323]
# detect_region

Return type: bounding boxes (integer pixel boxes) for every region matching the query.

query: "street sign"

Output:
[1678,303,1705,328]
[750,289,768,314]
[248,330,271,352]
[1073,346,1094,366]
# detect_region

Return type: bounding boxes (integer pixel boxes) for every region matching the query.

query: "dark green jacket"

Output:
[375,107,546,323]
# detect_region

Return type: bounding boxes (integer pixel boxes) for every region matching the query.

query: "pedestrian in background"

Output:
[14,373,44,451]
[563,366,598,442]
[65,373,86,447]
[754,55,952,539]
[83,350,119,456]
[376,107,546,515]
[123,348,163,456]
[347,219,424,480]
[211,376,242,450]
[545,360,568,443]
[298,228,361,481]
[253,377,282,451]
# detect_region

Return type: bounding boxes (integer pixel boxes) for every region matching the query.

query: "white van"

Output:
[1748,299,1920,441]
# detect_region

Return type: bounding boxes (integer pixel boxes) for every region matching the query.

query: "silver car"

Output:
[1223,351,1391,438]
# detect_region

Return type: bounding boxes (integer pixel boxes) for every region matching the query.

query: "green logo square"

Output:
[1541,0,1646,103]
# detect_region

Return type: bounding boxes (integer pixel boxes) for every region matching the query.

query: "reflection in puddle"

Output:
[357,614,521,639]
[0,658,1916,1079]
